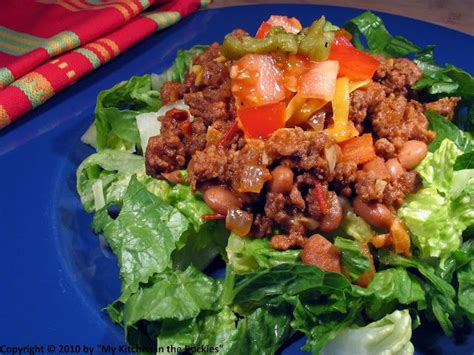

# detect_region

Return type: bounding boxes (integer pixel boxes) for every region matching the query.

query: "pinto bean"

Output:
[363,157,390,180]
[353,197,395,229]
[385,158,405,181]
[319,192,344,232]
[398,140,428,170]
[269,165,294,193]
[203,186,242,215]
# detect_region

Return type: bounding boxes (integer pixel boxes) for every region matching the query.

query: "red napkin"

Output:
[0,0,209,130]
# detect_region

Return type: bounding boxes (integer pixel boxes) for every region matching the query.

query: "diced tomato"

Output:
[329,36,379,80]
[255,15,302,38]
[255,21,273,39]
[238,101,286,138]
[297,60,339,101]
[301,234,342,273]
[339,133,376,165]
[231,54,285,107]
[282,54,310,92]
[334,28,353,41]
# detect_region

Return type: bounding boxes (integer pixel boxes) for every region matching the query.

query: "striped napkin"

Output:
[0,0,209,130]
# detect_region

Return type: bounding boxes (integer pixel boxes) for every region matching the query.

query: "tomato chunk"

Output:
[339,133,376,165]
[255,15,302,38]
[231,54,285,107]
[301,234,341,273]
[329,36,379,80]
[238,101,285,138]
[297,60,339,101]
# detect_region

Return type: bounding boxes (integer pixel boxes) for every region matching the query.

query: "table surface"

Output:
[209,0,474,35]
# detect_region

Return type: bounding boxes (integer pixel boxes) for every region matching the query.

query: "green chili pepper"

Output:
[298,16,334,61]
[220,17,334,61]
[221,27,299,60]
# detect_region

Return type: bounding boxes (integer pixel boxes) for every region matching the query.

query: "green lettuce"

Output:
[123,266,222,326]
[362,268,426,319]
[321,310,414,355]
[95,74,161,151]
[344,11,419,57]
[425,110,473,153]
[92,176,189,301]
[226,233,300,274]
[341,209,374,243]
[334,237,370,281]
[76,150,145,212]
[379,251,458,335]
[398,139,474,258]
[457,240,474,321]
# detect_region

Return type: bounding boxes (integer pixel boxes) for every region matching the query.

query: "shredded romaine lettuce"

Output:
[321,310,414,355]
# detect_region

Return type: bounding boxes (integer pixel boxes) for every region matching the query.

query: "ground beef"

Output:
[160,81,186,105]
[251,214,273,238]
[193,43,221,66]
[333,162,357,185]
[355,170,387,203]
[184,92,229,125]
[187,145,229,189]
[349,82,386,131]
[305,184,329,219]
[290,184,306,210]
[425,97,461,120]
[374,138,397,159]
[372,95,435,146]
[265,128,331,178]
[270,233,307,250]
[373,57,422,96]
[383,171,420,208]
[202,61,229,88]
[264,192,290,225]
[146,134,186,177]
[185,117,207,156]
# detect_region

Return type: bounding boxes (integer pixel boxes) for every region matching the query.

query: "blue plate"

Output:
[0,4,472,354]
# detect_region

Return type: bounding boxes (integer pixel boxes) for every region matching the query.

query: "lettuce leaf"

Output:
[231,263,352,309]
[344,11,419,57]
[226,233,300,274]
[334,237,370,281]
[379,251,458,335]
[321,310,414,355]
[123,266,222,325]
[363,268,426,319]
[76,150,145,212]
[457,240,474,321]
[95,75,161,151]
[92,176,189,301]
[341,209,374,243]
[155,306,293,355]
[425,110,473,153]
[399,139,474,258]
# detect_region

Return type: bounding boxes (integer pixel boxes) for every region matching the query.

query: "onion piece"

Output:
[238,165,271,193]
[92,179,105,210]
[324,144,340,175]
[136,100,192,154]
[226,209,253,236]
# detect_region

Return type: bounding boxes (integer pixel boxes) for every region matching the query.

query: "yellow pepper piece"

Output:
[332,77,350,127]
[348,79,370,92]
[285,93,307,122]
[326,77,358,142]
